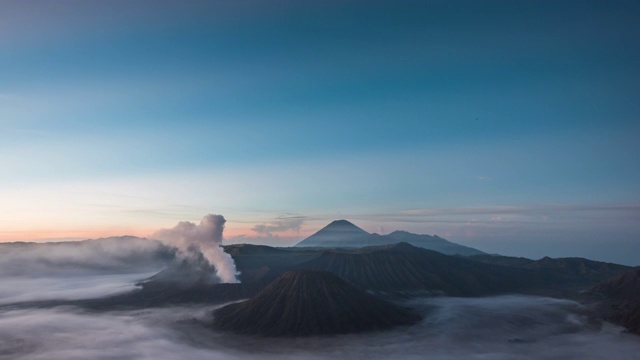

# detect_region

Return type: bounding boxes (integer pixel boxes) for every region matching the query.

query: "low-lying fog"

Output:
[0,272,157,305]
[2,295,639,360]
[1,244,638,359]
[0,238,170,306]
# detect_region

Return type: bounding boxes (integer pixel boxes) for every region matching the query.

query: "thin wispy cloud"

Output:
[251,216,305,237]
[398,203,640,217]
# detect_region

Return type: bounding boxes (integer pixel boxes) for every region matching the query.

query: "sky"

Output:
[1,0,639,265]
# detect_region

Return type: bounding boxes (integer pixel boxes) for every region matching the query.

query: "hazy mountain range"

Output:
[295,219,485,255]
[588,268,640,334]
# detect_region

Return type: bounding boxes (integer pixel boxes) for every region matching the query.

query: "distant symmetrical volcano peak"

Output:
[320,219,369,233]
[295,219,484,255]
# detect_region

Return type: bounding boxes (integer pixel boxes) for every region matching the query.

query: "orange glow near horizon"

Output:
[0,227,158,243]
[0,224,311,243]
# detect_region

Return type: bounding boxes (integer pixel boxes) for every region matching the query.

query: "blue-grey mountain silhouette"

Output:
[295,220,484,255]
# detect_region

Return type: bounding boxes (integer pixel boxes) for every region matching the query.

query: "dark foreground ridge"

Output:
[212,270,421,336]
[587,268,640,334]
[294,242,546,296]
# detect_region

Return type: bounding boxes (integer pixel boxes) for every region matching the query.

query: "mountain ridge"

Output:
[292,242,542,296]
[295,220,484,255]
[587,268,640,334]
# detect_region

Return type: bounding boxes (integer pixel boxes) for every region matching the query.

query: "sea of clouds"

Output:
[1,233,639,359]
[2,290,639,359]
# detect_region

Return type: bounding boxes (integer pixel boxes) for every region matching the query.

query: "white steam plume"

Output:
[152,214,240,283]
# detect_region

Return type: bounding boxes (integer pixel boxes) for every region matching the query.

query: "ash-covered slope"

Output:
[588,268,640,334]
[295,243,543,296]
[295,220,484,255]
[213,270,421,336]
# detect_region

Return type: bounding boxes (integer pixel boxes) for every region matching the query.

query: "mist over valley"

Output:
[1,218,638,359]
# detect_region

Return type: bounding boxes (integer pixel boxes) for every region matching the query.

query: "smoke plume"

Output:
[152,214,240,283]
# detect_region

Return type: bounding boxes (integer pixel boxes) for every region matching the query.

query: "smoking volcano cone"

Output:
[212,270,421,336]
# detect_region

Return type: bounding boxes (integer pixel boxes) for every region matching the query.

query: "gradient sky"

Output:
[1,1,639,265]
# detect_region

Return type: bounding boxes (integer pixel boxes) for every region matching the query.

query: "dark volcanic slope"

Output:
[588,269,640,334]
[223,244,319,283]
[295,243,543,296]
[70,254,267,310]
[213,270,421,336]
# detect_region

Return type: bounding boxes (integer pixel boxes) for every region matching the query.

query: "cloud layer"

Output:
[251,217,305,236]
[2,295,640,360]
[0,272,156,305]
[0,236,174,276]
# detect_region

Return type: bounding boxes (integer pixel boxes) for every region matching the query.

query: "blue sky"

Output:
[1,1,639,264]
